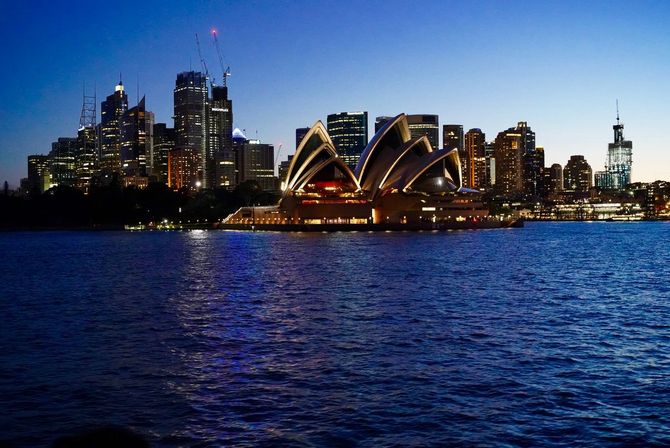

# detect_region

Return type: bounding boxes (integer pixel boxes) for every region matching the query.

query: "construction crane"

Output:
[195,33,211,82]
[211,28,231,87]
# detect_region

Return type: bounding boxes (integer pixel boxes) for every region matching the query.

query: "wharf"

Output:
[216,219,523,232]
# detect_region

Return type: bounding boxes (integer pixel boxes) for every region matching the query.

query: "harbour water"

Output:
[1,222,670,446]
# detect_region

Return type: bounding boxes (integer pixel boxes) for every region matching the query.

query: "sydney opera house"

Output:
[224,114,518,229]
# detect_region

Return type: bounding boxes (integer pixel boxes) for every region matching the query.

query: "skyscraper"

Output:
[99,80,128,175]
[513,121,542,197]
[173,71,208,190]
[493,129,523,196]
[549,163,563,193]
[119,96,153,185]
[463,128,486,189]
[27,155,50,195]
[564,155,592,192]
[153,123,175,185]
[327,112,368,169]
[234,132,276,191]
[408,115,439,150]
[49,137,77,187]
[209,85,234,188]
[76,126,97,192]
[443,125,463,152]
[599,107,633,190]
[524,145,544,197]
[76,90,97,192]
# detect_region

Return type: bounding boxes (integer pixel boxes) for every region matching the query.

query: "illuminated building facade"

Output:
[49,137,77,187]
[549,163,563,193]
[173,71,207,190]
[235,136,276,191]
[524,145,544,197]
[153,123,175,184]
[597,111,633,190]
[408,115,439,150]
[463,128,486,189]
[563,155,592,192]
[75,89,98,193]
[327,112,368,169]
[27,155,51,195]
[99,80,128,175]
[168,149,200,190]
[494,129,523,196]
[513,121,541,197]
[443,124,464,184]
[209,85,234,188]
[485,142,495,188]
[75,125,97,192]
[119,96,153,184]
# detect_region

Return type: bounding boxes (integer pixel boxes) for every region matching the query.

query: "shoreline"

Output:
[3,218,670,232]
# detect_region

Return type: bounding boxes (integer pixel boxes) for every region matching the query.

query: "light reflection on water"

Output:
[1,223,670,446]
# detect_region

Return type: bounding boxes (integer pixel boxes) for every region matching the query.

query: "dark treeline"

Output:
[0,180,278,229]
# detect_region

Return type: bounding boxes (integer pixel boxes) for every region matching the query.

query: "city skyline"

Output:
[2,0,670,187]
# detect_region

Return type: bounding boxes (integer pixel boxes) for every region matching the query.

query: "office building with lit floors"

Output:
[443,124,464,180]
[564,155,592,192]
[119,96,154,187]
[233,128,277,191]
[407,114,439,150]
[172,71,207,190]
[326,112,368,169]
[222,114,516,229]
[27,155,51,195]
[99,80,128,177]
[49,137,78,187]
[595,110,633,190]
[209,85,234,188]
[493,128,524,197]
[153,123,175,185]
[463,128,486,189]
[548,163,564,194]
[75,125,98,192]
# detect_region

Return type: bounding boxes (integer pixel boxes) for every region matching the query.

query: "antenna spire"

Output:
[616,99,620,124]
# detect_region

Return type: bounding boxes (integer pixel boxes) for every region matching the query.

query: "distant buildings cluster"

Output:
[24,69,634,204]
[279,112,634,203]
[26,71,276,196]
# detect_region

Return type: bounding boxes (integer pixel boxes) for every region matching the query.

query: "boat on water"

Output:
[607,215,644,221]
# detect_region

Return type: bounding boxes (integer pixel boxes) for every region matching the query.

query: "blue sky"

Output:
[1,0,669,187]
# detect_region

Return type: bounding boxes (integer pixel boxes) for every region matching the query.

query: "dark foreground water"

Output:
[1,222,670,447]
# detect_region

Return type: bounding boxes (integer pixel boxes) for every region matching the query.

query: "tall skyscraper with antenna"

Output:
[596,102,633,190]
[76,85,97,192]
[172,71,208,190]
[99,77,128,176]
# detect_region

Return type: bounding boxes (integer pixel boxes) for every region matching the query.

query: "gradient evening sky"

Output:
[1,0,669,187]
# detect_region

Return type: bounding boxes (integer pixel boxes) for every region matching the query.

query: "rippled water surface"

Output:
[2,222,670,447]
